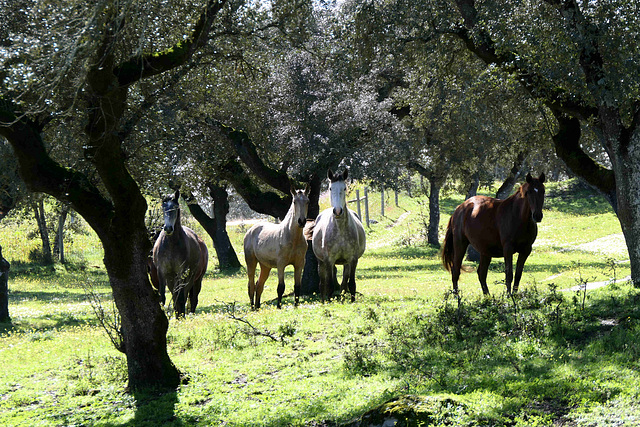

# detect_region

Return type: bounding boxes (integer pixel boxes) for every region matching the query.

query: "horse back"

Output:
[456,195,536,256]
[454,196,505,256]
[312,208,365,262]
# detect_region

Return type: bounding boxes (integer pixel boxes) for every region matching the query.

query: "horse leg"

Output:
[246,252,258,309]
[189,278,202,314]
[477,254,492,295]
[503,248,515,294]
[173,283,187,318]
[347,259,358,302]
[255,263,271,310]
[276,266,286,309]
[340,264,349,296]
[329,263,338,301]
[317,260,330,302]
[157,272,167,306]
[293,261,304,306]
[451,240,469,294]
[513,249,531,294]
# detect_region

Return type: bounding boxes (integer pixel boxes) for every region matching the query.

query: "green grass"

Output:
[0,178,638,426]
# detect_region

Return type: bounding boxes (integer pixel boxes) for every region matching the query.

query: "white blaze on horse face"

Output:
[330,179,347,217]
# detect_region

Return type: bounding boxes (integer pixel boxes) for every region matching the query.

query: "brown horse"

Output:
[244,185,310,309]
[442,173,545,295]
[152,190,208,317]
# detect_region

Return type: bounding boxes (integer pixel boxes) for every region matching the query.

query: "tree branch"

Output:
[451,0,597,120]
[0,99,114,235]
[114,0,228,87]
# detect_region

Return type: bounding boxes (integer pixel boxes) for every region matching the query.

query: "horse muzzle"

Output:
[333,207,343,217]
[298,218,306,228]
[164,226,174,235]
[533,212,543,223]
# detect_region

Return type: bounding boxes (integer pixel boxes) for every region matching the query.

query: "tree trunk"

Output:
[185,183,241,271]
[53,206,69,263]
[427,175,441,246]
[604,122,640,287]
[102,227,180,389]
[0,244,10,323]
[301,174,322,296]
[464,176,481,262]
[465,171,480,200]
[32,199,53,264]
[496,152,526,200]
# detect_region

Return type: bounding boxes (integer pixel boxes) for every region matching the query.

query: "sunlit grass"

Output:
[0,178,637,426]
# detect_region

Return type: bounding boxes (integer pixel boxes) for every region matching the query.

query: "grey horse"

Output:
[306,169,366,302]
[152,190,208,317]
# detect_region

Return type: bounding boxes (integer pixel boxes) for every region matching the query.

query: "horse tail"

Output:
[441,216,455,272]
[303,220,315,241]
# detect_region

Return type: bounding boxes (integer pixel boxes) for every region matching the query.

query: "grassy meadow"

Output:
[1,179,639,426]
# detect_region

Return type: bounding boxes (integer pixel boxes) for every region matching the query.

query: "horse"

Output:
[152,190,209,317]
[441,173,546,295]
[306,169,366,302]
[244,184,310,309]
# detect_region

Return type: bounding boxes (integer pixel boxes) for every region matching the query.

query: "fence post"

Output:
[395,190,399,206]
[364,187,370,227]
[381,188,385,216]
[356,189,362,219]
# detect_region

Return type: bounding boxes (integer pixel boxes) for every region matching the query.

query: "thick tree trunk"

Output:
[185,183,241,271]
[0,244,10,323]
[427,175,441,246]
[604,122,640,287]
[32,199,53,264]
[102,227,180,389]
[301,174,322,296]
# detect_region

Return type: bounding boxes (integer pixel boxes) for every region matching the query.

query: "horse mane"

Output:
[303,220,315,241]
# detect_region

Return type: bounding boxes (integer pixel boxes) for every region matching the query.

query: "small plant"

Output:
[83,282,125,353]
[572,261,596,310]
[344,340,381,376]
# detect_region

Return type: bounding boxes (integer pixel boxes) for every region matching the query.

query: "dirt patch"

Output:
[572,233,628,256]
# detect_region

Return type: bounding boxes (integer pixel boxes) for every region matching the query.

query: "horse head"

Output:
[525,173,546,223]
[290,183,310,227]
[162,189,181,235]
[328,168,348,217]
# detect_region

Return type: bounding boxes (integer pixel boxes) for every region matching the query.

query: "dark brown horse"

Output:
[152,190,208,317]
[442,173,545,295]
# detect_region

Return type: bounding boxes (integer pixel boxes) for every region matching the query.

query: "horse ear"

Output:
[290,183,296,196]
[327,169,335,181]
[304,183,310,195]
[174,189,180,201]
[539,173,546,183]
[342,168,349,181]
[526,173,533,184]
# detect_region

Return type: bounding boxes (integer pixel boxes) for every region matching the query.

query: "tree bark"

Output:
[496,152,526,200]
[184,183,241,271]
[53,205,69,264]
[301,174,323,296]
[0,244,10,323]
[427,175,441,246]
[32,199,53,265]
[465,171,480,200]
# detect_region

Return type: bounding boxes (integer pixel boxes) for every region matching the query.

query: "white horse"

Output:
[306,169,366,302]
[244,185,310,309]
